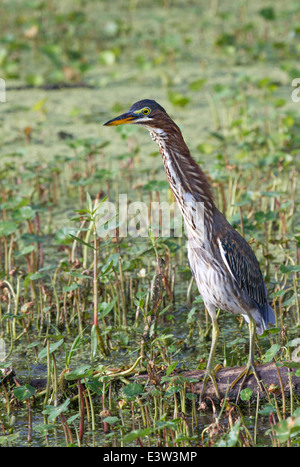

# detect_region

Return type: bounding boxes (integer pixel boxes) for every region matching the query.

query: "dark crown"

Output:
[129,99,166,114]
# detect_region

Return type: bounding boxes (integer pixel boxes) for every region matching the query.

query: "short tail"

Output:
[256,302,275,335]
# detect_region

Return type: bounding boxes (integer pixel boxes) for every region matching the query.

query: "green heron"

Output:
[104,99,275,401]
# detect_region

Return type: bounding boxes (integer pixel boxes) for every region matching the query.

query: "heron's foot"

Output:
[199,364,222,403]
[230,362,262,403]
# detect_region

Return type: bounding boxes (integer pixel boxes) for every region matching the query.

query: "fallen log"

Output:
[3,361,300,406]
[134,362,300,404]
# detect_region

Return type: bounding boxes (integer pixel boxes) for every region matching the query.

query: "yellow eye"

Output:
[142,107,150,115]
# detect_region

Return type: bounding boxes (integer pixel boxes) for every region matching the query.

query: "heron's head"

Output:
[104,99,168,129]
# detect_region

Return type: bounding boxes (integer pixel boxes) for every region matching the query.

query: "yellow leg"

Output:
[199,315,221,402]
[230,316,262,402]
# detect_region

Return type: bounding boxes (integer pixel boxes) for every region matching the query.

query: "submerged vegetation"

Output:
[0,0,299,447]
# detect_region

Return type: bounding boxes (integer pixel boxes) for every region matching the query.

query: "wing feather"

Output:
[218,230,268,310]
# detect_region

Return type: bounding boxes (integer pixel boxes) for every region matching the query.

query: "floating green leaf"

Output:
[263,344,281,363]
[103,416,119,425]
[166,360,179,376]
[123,428,152,443]
[280,264,300,274]
[98,296,118,319]
[122,383,143,399]
[42,398,70,422]
[0,221,18,237]
[64,364,92,381]
[240,387,253,402]
[14,384,36,401]
[259,7,276,21]
[38,339,64,360]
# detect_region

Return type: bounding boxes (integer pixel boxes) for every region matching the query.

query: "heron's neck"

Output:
[148,125,215,239]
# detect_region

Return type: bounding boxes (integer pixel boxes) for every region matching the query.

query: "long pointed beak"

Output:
[104,111,137,126]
